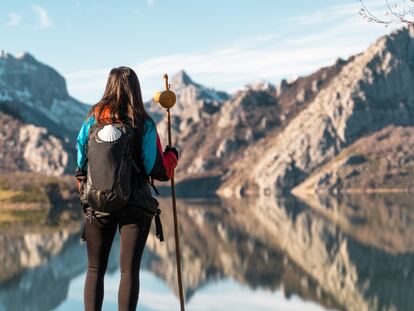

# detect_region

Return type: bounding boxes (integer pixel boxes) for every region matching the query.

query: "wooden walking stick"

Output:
[153,74,185,311]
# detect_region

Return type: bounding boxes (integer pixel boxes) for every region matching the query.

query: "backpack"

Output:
[84,122,139,213]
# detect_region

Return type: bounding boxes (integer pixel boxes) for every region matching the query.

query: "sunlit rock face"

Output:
[150,45,346,193]
[0,51,89,138]
[151,66,344,180]
[0,52,89,175]
[0,113,69,175]
[292,125,414,194]
[218,27,414,197]
[147,70,231,176]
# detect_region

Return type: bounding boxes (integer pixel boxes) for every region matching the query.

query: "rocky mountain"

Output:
[0,113,69,175]
[217,26,414,197]
[2,27,414,194]
[147,70,231,175]
[0,51,89,139]
[0,51,89,175]
[145,70,230,125]
[154,59,347,184]
[292,125,414,194]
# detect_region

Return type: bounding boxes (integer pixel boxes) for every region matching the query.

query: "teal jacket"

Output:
[76,116,177,181]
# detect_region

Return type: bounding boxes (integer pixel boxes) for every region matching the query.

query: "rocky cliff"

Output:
[0,51,89,139]
[292,125,414,194]
[153,58,346,185]
[147,70,232,177]
[0,51,89,175]
[217,26,414,197]
[0,113,69,175]
[2,27,414,194]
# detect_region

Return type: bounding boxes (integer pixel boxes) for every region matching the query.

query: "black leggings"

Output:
[83,211,151,311]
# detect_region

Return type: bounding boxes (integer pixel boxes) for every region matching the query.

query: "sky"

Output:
[0,0,400,103]
[60,270,328,311]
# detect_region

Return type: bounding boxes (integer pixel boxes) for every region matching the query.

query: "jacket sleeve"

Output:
[141,118,178,181]
[75,116,96,190]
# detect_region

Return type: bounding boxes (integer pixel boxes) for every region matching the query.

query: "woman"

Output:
[75,66,178,311]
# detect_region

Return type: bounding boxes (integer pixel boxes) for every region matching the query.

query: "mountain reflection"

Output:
[1,194,414,311]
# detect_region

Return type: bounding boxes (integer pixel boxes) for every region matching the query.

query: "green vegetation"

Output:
[0,190,20,201]
[0,172,81,226]
[0,209,48,228]
[8,190,48,203]
[0,188,48,204]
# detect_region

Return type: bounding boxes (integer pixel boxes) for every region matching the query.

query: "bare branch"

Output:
[359,0,414,25]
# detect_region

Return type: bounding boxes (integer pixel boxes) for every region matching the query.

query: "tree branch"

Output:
[359,0,414,25]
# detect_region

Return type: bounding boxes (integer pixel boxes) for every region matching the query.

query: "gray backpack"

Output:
[84,123,139,213]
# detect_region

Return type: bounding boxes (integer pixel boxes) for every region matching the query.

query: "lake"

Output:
[1,193,413,311]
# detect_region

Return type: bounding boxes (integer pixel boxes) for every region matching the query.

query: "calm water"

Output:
[1,193,413,311]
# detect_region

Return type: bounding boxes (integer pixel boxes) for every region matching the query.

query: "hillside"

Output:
[155,60,347,185]
[218,26,414,197]
[0,51,89,139]
[2,28,414,197]
[292,125,414,194]
[0,113,70,175]
[0,51,90,175]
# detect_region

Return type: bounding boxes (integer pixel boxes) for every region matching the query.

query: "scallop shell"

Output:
[97,124,122,142]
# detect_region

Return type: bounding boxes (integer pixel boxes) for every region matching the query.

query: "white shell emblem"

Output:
[97,124,122,142]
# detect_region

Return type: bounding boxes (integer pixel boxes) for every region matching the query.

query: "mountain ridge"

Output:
[218,26,414,197]
[2,27,414,197]
[0,50,89,139]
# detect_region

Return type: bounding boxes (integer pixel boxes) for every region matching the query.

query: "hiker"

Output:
[75,66,178,311]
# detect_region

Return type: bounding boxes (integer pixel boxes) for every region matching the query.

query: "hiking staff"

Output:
[154,74,186,311]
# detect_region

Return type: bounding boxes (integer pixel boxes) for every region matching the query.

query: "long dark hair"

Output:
[89,66,150,134]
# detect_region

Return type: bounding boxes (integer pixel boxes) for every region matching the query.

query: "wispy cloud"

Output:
[291,0,386,26]
[147,0,155,7]
[5,12,23,27]
[32,5,52,28]
[65,1,397,103]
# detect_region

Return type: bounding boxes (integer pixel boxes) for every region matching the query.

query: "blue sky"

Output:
[60,270,328,311]
[0,0,397,103]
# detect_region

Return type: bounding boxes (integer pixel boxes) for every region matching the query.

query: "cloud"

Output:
[32,5,52,28]
[291,0,386,26]
[65,1,397,103]
[147,0,155,7]
[5,12,23,27]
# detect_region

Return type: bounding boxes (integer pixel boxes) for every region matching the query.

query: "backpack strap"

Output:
[131,157,141,174]
[150,176,160,195]
[131,156,160,195]
[154,209,164,242]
